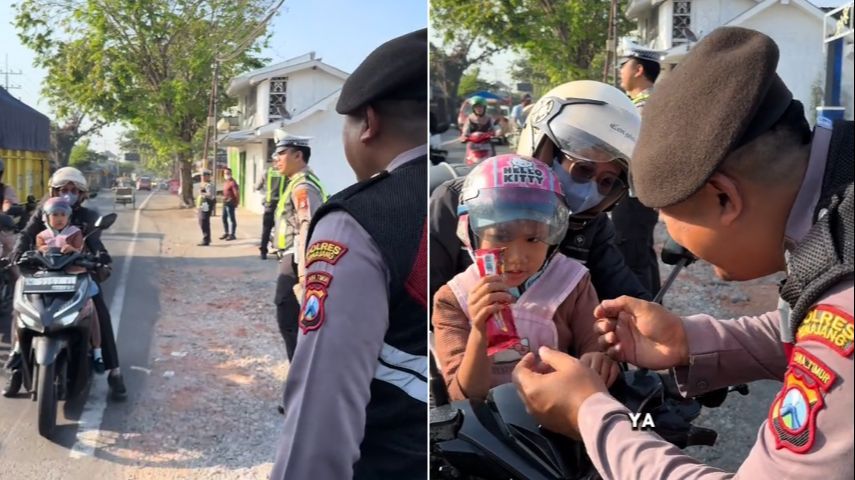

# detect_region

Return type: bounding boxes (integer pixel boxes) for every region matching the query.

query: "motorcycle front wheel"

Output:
[36,361,58,438]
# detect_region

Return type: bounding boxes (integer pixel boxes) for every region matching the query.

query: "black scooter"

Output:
[7,213,116,438]
[430,237,749,479]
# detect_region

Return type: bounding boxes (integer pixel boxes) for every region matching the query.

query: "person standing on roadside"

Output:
[220,167,239,241]
[272,136,327,360]
[610,43,664,295]
[196,170,215,246]
[256,152,286,259]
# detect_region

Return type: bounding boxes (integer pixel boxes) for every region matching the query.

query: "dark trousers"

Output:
[611,197,662,295]
[198,210,211,244]
[222,203,237,236]
[274,253,300,361]
[260,209,275,253]
[92,289,120,370]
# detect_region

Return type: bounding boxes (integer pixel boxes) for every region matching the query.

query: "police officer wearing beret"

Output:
[271,135,327,360]
[272,28,427,480]
[611,43,664,296]
[513,27,853,479]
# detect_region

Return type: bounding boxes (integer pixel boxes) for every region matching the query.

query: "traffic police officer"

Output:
[272,134,327,360]
[272,28,428,479]
[611,42,665,295]
[255,151,286,259]
[513,27,853,479]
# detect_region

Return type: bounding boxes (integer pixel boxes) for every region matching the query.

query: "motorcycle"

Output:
[462,131,498,166]
[430,234,749,479]
[6,213,117,438]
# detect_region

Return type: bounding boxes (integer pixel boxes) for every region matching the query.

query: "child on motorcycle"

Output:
[432,154,620,401]
[34,197,105,373]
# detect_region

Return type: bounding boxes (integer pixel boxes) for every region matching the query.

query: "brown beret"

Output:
[336,28,427,115]
[632,27,794,208]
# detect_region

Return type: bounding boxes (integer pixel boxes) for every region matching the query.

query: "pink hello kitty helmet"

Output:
[457,154,570,250]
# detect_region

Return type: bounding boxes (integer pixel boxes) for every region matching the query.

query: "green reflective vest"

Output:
[265,167,286,204]
[275,170,328,250]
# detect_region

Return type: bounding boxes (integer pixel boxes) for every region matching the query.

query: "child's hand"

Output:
[467,275,513,334]
[579,351,621,387]
[60,245,75,254]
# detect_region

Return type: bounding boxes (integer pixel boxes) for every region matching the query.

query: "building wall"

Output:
[285,70,343,118]
[741,6,828,125]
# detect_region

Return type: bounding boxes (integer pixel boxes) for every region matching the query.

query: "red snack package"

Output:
[474,248,521,356]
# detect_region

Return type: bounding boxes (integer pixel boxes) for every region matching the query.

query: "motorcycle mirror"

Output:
[661,234,697,266]
[94,213,118,230]
[89,192,99,199]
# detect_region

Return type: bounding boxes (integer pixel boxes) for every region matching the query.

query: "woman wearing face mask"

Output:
[5,167,127,400]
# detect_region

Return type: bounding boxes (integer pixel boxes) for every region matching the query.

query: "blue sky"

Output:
[0,0,426,153]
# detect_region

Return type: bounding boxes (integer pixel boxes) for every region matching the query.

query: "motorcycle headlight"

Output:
[57,312,78,327]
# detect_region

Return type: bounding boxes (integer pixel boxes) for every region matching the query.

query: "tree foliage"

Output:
[14,0,274,205]
[429,35,502,124]
[431,0,631,90]
[52,111,107,167]
[68,138,106,170]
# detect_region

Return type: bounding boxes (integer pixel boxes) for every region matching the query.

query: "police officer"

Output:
[255,152,286,259]
[271,135,327,360]
[611,43,664,295]
[431,80,652,308]
[196,170,214,246]
[513,27,853,479]
[272,28,427,479]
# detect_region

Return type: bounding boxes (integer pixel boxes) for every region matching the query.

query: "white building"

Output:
[625,0,854,122]
[219,52,353,214]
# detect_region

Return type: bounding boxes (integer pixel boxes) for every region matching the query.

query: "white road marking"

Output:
[70,191,156,459]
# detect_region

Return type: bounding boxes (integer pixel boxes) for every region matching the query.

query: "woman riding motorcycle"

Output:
[462,96,496,136]
[431,81,651,307]
[5,167,127,400]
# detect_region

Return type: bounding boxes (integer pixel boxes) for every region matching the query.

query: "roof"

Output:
[0,86,51,151]
[226,52,349,96]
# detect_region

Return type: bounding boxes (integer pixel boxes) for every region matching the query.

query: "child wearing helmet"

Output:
[432,154,619,401]
[32,197,106,373]
[462,95,496,136]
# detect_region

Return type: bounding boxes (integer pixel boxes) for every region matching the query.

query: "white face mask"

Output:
[224,174,232,180]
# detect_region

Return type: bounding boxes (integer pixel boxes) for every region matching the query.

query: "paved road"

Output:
[0,190,164,478]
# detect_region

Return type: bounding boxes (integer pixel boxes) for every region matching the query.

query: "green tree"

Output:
[457,67,501,98]
[430,36,502,125]
[69,138,106,170]
[14,0,273,206]
[431,0,630,87]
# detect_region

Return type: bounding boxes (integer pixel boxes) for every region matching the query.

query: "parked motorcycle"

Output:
[461,131,498,166]
[6,213,117,438]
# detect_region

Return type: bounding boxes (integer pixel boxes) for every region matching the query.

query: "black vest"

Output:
[781,120,854,333]
[307,156,427,480]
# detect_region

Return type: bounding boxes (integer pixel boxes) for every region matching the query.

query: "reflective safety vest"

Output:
[275,170,328,250]
[265,167,286,205]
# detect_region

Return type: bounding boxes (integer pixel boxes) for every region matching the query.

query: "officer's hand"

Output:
[579,351,620,387]
[594,296,689,370]
[467,275,514,334]
[292,283,304,305]
[513,347,607,440]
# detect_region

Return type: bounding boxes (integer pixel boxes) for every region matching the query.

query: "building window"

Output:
[245,87,257,119]
[269,77,288,121]
[672,1,691,46]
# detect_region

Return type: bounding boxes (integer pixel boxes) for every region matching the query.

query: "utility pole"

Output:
[211,60,220,202]
[0,55,23,91]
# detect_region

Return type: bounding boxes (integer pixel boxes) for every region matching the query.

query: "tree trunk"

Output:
[176,152,194,207]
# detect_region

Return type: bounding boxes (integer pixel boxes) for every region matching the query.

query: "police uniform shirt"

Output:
[576,126,854,479]
[271,145,427,479]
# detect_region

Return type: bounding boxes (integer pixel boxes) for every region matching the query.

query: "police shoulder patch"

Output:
[299,271,333,334]
[768,365,827,454]
[796,305,854,358]
[305,241,348,267]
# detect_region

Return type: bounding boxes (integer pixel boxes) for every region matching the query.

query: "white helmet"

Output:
[516,80,640,173]
[50,166,89,193]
